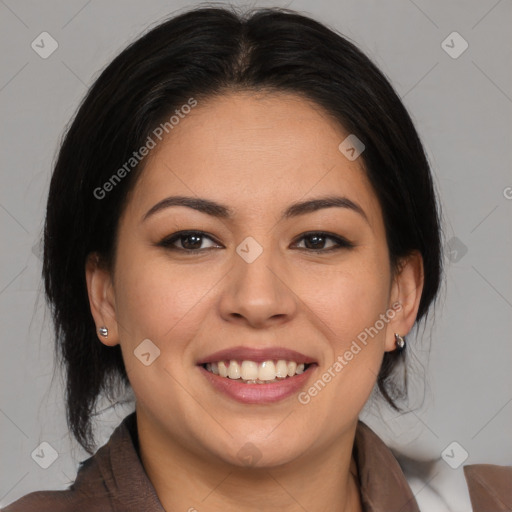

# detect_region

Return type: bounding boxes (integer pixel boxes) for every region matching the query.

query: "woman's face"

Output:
[87,91,422,468]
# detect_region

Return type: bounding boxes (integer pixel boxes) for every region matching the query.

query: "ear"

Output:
[384,250,424,352]
[85,252,119,346]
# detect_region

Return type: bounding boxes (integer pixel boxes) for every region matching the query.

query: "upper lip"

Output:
[197,346,316,365]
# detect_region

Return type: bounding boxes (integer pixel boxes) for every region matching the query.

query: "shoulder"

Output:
[355,421,512,511]
[2,412,164,512]
[353,420,422,511]
[2,490,121,512]
[464,464,512,511]
[2,414,137,512]
[1,456,122,512]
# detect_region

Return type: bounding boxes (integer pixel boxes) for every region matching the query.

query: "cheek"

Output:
[112,251,216,410]
[299,257,391,345]
[296,256,391,410]
[113,248,222,344]
[295,268,390,435]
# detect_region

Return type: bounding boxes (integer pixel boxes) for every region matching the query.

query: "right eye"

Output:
[158,231,223,253]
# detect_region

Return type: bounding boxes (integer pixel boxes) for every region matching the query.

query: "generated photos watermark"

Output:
[93,97,197,200]
[298,301,402,405]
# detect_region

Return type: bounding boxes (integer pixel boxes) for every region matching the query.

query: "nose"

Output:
[218,244,298,329]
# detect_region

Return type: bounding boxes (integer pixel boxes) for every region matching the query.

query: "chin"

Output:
[210,433,307,470]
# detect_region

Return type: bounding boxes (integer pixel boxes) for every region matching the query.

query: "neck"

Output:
[136,408,363,512]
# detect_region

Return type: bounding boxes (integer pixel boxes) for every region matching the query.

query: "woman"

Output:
[4,5,510,512]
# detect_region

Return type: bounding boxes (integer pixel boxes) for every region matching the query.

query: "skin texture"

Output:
[86,91,424,512]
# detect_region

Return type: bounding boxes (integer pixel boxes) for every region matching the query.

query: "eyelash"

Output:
[157,230,354,254]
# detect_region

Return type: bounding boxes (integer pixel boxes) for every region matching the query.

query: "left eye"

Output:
[292,232,354,252]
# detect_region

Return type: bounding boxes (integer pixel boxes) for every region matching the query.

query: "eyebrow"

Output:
[142,195,369,224]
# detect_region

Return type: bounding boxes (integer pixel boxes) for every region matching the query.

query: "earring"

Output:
[98,326,109,338]
[394,333,406,352]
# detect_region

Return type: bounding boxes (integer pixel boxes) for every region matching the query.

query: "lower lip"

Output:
[198,365,317,404]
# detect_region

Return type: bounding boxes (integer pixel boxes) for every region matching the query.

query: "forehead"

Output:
[127,91,383,229]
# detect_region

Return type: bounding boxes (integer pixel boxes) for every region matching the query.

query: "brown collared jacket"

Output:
[3,412,511,511]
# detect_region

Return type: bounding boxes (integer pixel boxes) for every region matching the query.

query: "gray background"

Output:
[1,1,511,511]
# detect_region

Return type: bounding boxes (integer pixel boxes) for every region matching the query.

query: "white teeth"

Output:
[258,360,276,381]
[276,360,288,378]
[241,360,259,380]
[228,360,241,379]
[287,361,297,377]
[205,359,310,382]
[218,361,228,378]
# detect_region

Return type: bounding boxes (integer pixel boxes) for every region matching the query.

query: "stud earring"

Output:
[394,333,406,352]
[98,326,109,338]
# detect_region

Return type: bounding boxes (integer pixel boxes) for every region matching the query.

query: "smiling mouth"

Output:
[202,360,314,384]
